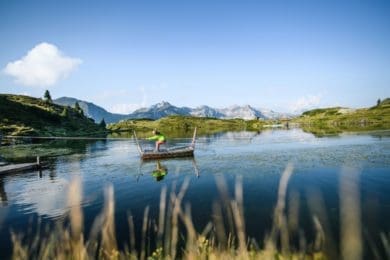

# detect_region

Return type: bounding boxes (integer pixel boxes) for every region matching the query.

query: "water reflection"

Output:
[152,161,168,181]
[0,139,95,163]
[137,158,200,182]
[9,176,69,218]
[0,178,7,206]
[300,124,390,138]
[0,130,389,259]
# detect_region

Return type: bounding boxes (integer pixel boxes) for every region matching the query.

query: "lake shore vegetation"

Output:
[291,98,390,136]
[108,115,265,138]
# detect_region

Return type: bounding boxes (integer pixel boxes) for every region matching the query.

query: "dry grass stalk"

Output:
[140,206,150,260]
[157,186,167,248]
[100,185,118,258]
[67,177,86,259]
[265,162,293,255]
[306,187,337,259]
[340,166,362,260]
[127,214,136,254]
[380,232,390,259]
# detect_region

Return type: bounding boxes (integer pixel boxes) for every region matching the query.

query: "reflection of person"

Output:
[147,129,166,152]
[152,161,168,181]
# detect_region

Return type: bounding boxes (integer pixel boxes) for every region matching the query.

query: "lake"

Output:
[0,128,389,258]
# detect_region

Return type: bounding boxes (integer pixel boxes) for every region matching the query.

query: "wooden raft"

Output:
[134,128,197,160]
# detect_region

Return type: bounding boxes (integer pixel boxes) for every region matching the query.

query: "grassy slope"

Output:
[108,115,265,137]
[0,94,107,137]
[292,98,390,135]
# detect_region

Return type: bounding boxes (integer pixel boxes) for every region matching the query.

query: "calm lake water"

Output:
[0,128,389,258]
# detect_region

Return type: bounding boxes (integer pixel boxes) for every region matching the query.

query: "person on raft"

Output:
[147,129,166,152]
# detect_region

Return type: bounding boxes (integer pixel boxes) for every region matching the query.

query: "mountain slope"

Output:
[218,105,266,120]
[54,97,127,123]
[190,105,225,118]
[0,94,107,137]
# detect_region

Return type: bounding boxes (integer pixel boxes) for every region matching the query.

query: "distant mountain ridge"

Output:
[54,97,292,123]
[130,101,294,120]
[54,97,127,123]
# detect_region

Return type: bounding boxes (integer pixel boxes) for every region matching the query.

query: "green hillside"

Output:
[292,98,390,135]
[108,115,265,138]
[54,96,127,123]
[0,94,107,137]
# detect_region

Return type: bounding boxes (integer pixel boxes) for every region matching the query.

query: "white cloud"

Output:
[106,86,148,114]
[3,42,82,87]
[290,94,322,113]
[109,103,144,114]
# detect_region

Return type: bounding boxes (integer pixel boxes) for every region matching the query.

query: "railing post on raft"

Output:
[133,131,144,155]
[191,127,197,148]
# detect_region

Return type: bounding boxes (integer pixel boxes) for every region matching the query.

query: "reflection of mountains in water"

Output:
[195,131,261,145]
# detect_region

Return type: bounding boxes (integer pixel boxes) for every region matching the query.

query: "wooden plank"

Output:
[0,163,41,175]
[141,148,194,160]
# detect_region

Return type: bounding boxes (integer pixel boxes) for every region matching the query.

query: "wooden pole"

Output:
[191,127,197,148]
[133,131,143,155]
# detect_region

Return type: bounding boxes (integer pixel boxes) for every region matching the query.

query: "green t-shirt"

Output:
[147,134,166,142]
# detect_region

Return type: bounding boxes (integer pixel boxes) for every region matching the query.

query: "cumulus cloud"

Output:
[290,94,322,113]
[3,42,82,87]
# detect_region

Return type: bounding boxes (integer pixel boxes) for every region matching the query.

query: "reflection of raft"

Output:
[134,128,197,160]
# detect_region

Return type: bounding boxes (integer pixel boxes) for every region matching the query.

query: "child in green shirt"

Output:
[147,130,166,152]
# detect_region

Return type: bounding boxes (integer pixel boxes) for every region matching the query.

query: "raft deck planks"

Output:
[141,147,194,160]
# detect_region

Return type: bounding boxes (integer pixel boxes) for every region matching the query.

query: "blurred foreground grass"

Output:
[9,165,390,259]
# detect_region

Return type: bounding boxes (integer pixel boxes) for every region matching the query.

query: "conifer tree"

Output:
[99,118,106,128]
[44,90,52,103]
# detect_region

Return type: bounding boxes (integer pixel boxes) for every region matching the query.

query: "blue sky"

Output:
[1,0,389,113]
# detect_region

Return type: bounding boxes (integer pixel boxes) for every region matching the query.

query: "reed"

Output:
[10,165,390,259]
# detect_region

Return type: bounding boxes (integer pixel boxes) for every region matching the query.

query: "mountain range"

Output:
[54,97,293,124]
